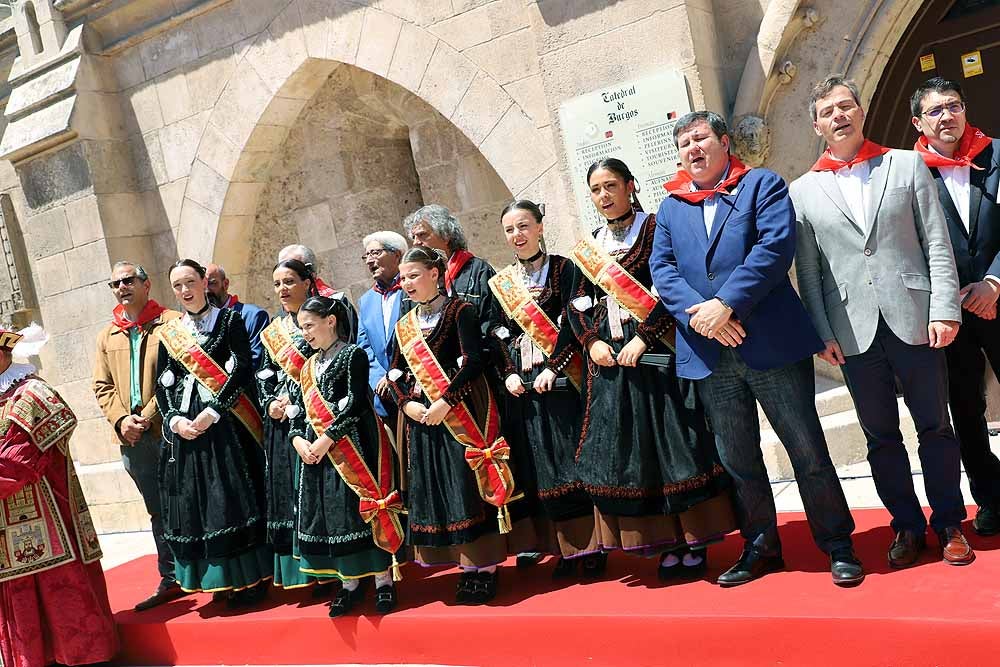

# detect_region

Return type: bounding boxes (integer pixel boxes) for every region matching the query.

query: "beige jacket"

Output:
[92,308,181,444]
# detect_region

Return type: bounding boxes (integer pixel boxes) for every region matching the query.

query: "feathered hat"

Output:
[0,324,48,360]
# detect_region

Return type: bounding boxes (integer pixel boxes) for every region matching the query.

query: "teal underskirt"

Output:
[272,552,318,588]
[298,547,393,580]
[175,545,273,593]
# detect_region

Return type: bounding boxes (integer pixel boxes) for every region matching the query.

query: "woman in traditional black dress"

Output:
[488,200,600,578]
[387,247,524,604]
[256,259,319,590]
[289,296,403,617]
[567,159,736,578]
[155,259,270,606]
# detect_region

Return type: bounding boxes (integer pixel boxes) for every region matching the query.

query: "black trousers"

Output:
[944,311,1000,510]
[841,317,965,534]
[122,431,174,581]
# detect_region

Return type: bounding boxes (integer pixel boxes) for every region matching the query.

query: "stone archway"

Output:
[174,2,555,280]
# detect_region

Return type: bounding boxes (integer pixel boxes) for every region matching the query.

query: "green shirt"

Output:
[129,327,142,411]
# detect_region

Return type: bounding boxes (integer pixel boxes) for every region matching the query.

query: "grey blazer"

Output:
[790,149,961,357]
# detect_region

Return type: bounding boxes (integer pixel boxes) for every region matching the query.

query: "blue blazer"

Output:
[650,167,823,379]
[231,301,270,370]
[356,287,403,418]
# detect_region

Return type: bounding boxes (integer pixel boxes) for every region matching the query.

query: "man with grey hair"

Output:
[206,263,269,369]
[93,260,184,610]
[402,204,496,336]
[791,74,971,567]
[276,243,358,342]
[357,231,408,424]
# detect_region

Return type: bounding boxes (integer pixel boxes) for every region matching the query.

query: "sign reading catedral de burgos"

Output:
[559,69,692,230]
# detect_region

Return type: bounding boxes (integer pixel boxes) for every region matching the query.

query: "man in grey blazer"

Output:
[791,75,973,568]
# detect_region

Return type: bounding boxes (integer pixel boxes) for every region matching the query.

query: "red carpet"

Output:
[108,507,1000,667]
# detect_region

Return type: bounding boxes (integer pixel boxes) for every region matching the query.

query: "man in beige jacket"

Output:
[93,261,182,610]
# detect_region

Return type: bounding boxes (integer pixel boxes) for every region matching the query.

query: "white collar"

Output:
[0,362,36,394]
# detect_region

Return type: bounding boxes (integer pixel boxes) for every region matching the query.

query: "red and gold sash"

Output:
[260,316,308,382]
[395,309,515,533]
[570,236,675,350]
[300,355,404,576]
[159,319,264,444]
[488,265,584,391]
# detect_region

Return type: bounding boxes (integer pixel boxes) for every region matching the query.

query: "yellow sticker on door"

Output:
[920,54,936,72]
[962,50,983,78]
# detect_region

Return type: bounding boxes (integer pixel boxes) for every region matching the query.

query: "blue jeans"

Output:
[122,430,174,581]
[696,350,854,555]
[841,317,965,534]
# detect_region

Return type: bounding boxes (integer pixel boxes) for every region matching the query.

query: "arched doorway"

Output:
[866,0,1000,148]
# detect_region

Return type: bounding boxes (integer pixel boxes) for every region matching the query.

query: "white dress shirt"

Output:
[929,144,971,233]
[833,159,871,229]
[694,164,731,239]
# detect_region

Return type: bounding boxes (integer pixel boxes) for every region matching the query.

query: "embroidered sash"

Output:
[260,316,308,382]
[571,236,675,351]
[395,310,515,532]
[159,319,264,444]
[488,265,584,391]
[299,355,404,560]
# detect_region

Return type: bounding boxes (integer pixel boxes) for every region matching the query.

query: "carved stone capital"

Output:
[731,114,772,168]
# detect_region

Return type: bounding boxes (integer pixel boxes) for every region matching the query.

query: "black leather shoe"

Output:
[973,505,1000,537]
[516,552,544,568]
[134,580,185,611]
[312,581,335,598]
[329,582,367,618]
[580,552,608,579]
[467,570,498,604]
[455,572,476,604]
[717,547,784,587]
[659,550,708,581]
[888,530,926,569]
[551,556,577,579]
[228,582,267,609]
[830,547,865,586]
[374,585,397,615]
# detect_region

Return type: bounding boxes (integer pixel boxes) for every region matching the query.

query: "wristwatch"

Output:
[715,296,733,311]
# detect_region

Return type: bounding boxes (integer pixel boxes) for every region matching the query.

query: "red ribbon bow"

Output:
[664,155,752,203]
[358,489,405,553]
[914,126,991,171]
[811,139,891,172]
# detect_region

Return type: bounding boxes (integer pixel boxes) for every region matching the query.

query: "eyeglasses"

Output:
[108,276,139,289]
[922,102,966,118]
[361,248,387,260]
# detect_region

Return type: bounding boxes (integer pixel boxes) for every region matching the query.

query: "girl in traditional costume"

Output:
[567,159,735,578]
[387,247,520,604]
[488,200,600,578]
[155,259,270,606]
[289,296,404,617]
[256,259,320,590]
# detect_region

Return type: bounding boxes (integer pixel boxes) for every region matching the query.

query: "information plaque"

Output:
[558,69,692,230]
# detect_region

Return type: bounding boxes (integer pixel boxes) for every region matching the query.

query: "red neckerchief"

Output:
[445,250,474,293]
[373,276,401,298]
[314,277,336,298]
[112,300,166,332]
[914,126,991,171]
[811,139,891,172]
[223,294,239,309]
[664,155,752,203]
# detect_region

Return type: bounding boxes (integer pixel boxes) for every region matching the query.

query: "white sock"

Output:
[683,551,704,567]
[341,577,360,591]
[374,570,392,588]
[660,553,681,567]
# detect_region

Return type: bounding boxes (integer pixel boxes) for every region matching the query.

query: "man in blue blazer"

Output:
[650,111,860,587]
[206,263,269,370]
[356,231,408,425]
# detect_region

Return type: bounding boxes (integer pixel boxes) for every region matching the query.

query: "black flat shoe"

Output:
[134,580,186,611]
[973,505,1000,536]
[581,552,608,579]
[329,583,367,618]
[551,556,577,579]
[456,572,476,604]
[312,581,335,598]
[830,547,865,586]
[657,553,683,581]
[516,552,544,568]
[717,547,784,587]
[467,570,498,604]
[374,585,397,615]
[228,583,267,609]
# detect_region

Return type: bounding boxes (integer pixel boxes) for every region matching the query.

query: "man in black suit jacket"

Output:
[912,76,1000,536]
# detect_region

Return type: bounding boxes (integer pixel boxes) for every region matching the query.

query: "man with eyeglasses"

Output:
[357,231,408,426]
[92,261,184,609]
[205,263,269,369]
[791,75,972,569]
[911,76,1000,537]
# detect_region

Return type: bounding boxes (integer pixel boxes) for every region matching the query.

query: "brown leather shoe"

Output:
[938,527,975,566]
[888,530,926,568]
